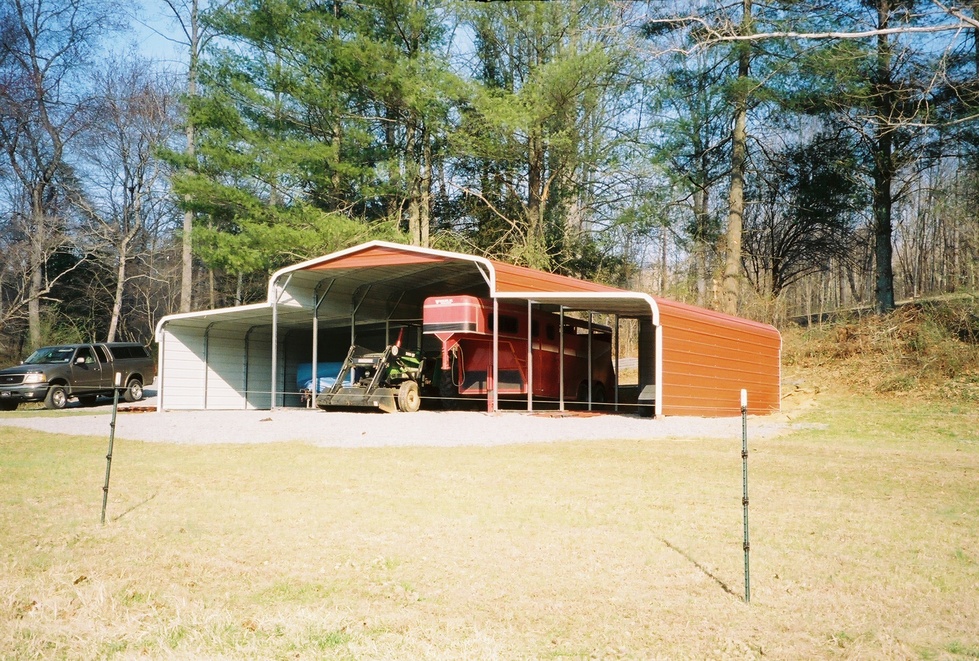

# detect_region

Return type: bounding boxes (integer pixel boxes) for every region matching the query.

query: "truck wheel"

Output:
[0,400,18,412]
[44,386,68,410]
[78,395,98,407]
[397,380,421,413]
[123,378,143,403]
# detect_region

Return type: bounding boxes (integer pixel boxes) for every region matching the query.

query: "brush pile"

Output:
[782,296,979,403]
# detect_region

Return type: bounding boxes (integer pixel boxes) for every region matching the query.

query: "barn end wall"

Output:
[159,326,274,410]
[656,300,781,417]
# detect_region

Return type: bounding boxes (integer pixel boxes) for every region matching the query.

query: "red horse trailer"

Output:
[422,295,616,407]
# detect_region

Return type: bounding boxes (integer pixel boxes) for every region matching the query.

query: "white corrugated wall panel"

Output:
[246,328,273,410]
[160,328,207,410]
[204,328,246,409]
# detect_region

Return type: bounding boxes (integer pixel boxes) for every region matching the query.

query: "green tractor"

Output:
[315,341,428,413]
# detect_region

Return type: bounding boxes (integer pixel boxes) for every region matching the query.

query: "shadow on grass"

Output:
[660,537,740,599]
[111,491,158,522]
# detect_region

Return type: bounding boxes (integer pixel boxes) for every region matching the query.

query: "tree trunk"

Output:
[526,129,546,267]
[872,0,896,313]
[722,0,752,316]
[420,123,431,248]
[107,247,127,343]
[693,186,710,306]
[28,242,42,348]
[180,0,200,314]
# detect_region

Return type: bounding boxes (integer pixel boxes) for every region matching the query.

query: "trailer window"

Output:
[489,314,519,335]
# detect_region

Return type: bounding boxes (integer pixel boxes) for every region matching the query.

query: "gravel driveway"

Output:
[0,384,789,447]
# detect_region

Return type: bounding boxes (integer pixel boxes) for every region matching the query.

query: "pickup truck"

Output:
[0,342,155,410]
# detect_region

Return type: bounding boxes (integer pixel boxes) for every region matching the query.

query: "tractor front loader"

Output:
[315,342,425,413]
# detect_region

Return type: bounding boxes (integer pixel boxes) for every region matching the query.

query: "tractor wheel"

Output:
[44,385,68,410]
[397,380,421,413]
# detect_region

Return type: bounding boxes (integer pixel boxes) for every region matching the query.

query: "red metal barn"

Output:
[155,241,781,416]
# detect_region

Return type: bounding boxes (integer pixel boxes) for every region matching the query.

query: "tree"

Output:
[73,56,178,342]
[669,0,979,314]
[646,44,733,306]
[155,0,230,312]
[743,132,864,297]
[167,0,457,299]
[0,0,121,347]
[453,0,639,275]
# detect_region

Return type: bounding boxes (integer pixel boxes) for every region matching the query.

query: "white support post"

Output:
[559,306,565,411]
[270,273,291,410]
[526,300,533,412]
[491,298,499,412]
[271,290,278,410]
[614,314,620,412]
[587,312,593,411]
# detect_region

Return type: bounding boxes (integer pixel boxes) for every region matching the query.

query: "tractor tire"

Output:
[397,380,421,413]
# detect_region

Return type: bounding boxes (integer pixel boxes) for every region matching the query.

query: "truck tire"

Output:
[397,380,421,413]
[123,378,143,403]
[0,400,18,411]
[44,386,68,410]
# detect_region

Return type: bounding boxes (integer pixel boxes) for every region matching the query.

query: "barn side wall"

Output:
[657,302,781,416]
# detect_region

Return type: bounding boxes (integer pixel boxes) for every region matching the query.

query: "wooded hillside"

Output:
[2,0,978,358]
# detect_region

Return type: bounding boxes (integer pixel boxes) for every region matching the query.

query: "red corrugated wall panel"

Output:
[656,298,781,416]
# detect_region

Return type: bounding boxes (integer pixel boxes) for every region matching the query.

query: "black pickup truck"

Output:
[0,343,155,410]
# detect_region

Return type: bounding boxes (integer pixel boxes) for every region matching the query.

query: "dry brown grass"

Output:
[2,378,979,660]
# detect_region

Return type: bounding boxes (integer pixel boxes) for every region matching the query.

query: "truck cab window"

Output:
[74,347,95,365]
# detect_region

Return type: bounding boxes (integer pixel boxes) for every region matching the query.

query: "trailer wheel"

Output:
[397,380,421,413]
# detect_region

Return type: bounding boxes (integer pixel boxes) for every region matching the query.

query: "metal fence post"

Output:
[101,372,122,524]
[741,388,750,603]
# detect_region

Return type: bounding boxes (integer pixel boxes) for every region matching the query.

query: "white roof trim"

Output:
[154,302,271,342]
[267,240,498,296]
[492,290,660,325]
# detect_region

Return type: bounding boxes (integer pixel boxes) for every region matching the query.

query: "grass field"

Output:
[1,387,978,660]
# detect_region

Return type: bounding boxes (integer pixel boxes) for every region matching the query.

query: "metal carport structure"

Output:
[154,241,781,416]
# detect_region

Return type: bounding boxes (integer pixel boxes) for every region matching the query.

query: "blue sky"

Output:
[129,2,188,67]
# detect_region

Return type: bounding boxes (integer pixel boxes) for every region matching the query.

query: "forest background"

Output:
[2,0,979,360]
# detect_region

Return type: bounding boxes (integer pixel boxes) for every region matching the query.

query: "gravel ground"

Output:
[0,384,790,447]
